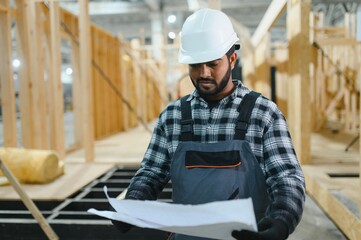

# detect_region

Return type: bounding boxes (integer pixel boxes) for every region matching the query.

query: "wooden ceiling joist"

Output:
[251,0,287,47]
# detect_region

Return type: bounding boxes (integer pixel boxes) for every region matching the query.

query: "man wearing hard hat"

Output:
[113,8,305,240]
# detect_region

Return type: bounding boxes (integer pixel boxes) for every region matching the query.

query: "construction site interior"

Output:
[0,0,360,239]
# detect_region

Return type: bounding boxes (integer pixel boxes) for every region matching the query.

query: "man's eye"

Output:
[208,63,218,67]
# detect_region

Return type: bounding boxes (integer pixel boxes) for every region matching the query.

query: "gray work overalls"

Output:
[170,92,269,240]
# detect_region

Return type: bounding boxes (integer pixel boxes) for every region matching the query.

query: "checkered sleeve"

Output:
[262,104,306,234]
[125,109,172,200]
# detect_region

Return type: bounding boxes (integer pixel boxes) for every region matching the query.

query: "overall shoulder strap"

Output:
[180,95,193,141]
[235,91,261,140]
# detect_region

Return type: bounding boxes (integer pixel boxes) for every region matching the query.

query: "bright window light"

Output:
[65,67,73,75]
[13,59,20,68]
[168,32,176,39]
[167,14,176,23]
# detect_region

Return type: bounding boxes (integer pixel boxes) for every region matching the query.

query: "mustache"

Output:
[197,78,216,83]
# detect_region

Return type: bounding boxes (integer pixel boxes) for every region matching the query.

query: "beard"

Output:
[190,62,232,97]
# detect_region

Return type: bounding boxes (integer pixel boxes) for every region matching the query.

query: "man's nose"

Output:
[199,64,211,78]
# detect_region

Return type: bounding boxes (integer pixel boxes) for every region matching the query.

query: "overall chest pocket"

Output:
[185,150,241,168]
[171,148,242,205]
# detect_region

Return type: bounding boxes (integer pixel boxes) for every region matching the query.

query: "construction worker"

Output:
[112,8,305,240]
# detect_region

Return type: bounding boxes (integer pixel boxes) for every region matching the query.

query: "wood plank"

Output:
[0,163,113,200]
[307,127,360,239]
[49,1,65,158]
[78,0,94,162]
[0,0,17,147]
[251,0,287,46]
[287,0,312,164]
[304,166,361,240]
[316,38,357,46]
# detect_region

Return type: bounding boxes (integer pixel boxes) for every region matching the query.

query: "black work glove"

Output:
[109,205,134,233]
[111,219,133,233]
[232,217,289,240]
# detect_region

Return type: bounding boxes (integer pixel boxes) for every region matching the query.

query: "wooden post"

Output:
[208,0,221,10]
[30,2,48,149]
[254,33,271,98]
[15,0,49,149]
[48,1,65,158]
[0,0,17,147]
[78,0,94,162]
[287,0,312,164]
[118,35,130,130]
[358,13,361,219]
[14,0,35,148]
[131,39,143,126]
[0,158,59,239]
[71,38,83,148]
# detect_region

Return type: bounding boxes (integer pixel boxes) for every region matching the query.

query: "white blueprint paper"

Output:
[88,186,257,240]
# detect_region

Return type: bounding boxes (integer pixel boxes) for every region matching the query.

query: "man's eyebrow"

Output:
[207,58,222,63]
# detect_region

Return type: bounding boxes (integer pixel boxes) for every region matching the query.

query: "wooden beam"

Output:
[0,0,17,147]
[287,0,312,164]
[78,0,94,162]
[0,3,7,12]
[16,1,49,149]
[49,1,65,158]
[208,0,221,10]
[14,0,35,148]
[118,35,130,131]
[359,46,361,216]
[251,0,287,47]
[304,167,361,240]
[31,2,48,148]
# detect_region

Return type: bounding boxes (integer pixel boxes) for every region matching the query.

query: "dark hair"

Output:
[226,45,236,59]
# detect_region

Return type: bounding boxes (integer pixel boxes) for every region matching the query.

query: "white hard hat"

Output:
[178,8,240,64]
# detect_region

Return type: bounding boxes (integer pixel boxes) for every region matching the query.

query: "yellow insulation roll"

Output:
[0,148,64,184]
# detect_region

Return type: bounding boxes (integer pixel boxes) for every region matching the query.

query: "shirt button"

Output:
[206,125,211,130]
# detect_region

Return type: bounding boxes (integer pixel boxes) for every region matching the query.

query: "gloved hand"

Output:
[111,219,133,233]
[232,217,288,240]
[109,205,133,233]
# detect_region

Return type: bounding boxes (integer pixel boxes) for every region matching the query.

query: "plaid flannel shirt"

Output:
[126,80,305,234]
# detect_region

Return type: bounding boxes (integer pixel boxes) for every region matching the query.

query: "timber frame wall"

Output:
[0,1,165,161]
[243,0,360,239]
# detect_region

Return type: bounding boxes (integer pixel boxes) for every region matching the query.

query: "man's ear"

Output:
[230,52,238,69]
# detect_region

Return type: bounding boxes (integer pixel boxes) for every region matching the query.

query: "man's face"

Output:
[188,53,237,101]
